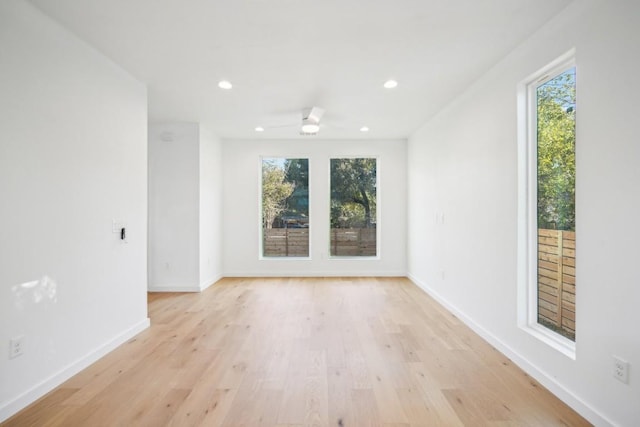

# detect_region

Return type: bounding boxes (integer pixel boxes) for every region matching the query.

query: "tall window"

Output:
[261,158,309,257]
[330,158,377,257]
[536,67,576,341]
[519,51,576,353]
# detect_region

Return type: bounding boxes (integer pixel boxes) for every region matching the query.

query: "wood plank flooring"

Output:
[3,277,591,426]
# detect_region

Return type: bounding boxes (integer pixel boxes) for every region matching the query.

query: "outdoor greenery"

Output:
[330,158,377,228]
[535,67,576,341]
[537,68,576,231]
[262,160,294,229]
[262,158,309,229]
[282,159,309,226]
[285,158,308,189]
[262,157,377,231]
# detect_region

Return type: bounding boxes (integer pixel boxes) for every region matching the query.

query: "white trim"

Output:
[407,274,613,427]
[376,155,381,259]
[517,48,576,358]
[258,156,263,257]
[222,270,406,277]
[148,284,202,292]
[0,318,150,423]
[199,274,223,291]
[258,256,312,261]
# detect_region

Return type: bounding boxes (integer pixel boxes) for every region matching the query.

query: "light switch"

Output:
[112,220,127,243]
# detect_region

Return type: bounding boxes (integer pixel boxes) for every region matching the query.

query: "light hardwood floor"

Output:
[4,277,591,426]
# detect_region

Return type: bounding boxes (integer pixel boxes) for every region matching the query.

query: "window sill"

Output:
[520,322,576,360]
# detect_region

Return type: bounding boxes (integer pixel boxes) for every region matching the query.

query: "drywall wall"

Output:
[148,122,223,291]
[222,139,407,276]
[148,123,200,291]
[0,0,149,421]
[407,0,639,425]
[199,127,224,289]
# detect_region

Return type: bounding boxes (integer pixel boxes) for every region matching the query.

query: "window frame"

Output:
[328,156,380,260]
[258,156,312,260]
[517,49,576,359]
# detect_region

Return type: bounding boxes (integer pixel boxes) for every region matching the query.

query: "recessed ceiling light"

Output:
[218,80,232,90]
[383,79,398,89]
[255,126,264,132]
[360,126,370,132]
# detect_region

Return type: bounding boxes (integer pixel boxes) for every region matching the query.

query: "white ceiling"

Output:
[29,0,572,140]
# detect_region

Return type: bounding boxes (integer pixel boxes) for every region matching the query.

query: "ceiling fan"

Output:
[299,106,324,135]
[259,106,326,136]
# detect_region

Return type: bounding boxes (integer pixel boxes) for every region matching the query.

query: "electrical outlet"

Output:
[613,356,629,384]
[9,336,24,359]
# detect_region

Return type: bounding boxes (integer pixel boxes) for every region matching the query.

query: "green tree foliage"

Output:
[285,158,308,189]
[262,160,294,229]
[330,158,377,228]
[283,158,309,221]
[537,68,576,231]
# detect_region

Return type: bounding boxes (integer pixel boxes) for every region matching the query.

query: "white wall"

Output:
[407,1,640,425]
[222,139,407,276]
[199,126,224,288]
[148,123,200,290]
[0,0,149,421]
[148,122,223,291]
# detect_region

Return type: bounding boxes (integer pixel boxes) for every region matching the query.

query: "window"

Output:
[330,158,377,257]
[261,158,309,257]
[518,50,576,356]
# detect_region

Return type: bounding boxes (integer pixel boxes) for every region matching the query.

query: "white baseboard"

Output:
[200,274,223,291]
[406,274,614,427]
[147,284,201,292]
[222,270,407,277]
[0,318,150,423]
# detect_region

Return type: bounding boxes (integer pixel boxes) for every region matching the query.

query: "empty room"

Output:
[1,0,638,425]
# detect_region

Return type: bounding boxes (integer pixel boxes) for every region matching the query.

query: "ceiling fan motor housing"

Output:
[300,106,324,134]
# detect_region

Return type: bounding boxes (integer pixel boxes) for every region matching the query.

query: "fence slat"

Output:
[556,230,564,327]
[263,228,309,257]
[330,228,376,256]
[537,228,575,340]
[264,228,376,257]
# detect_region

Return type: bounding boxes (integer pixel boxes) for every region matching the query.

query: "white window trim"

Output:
[517,49,576,359]
[258,156,312,261]
[328,156,381,260]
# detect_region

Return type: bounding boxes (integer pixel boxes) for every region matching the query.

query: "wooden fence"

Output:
[538,228,576,340]
[330,228,376,256]
[263,228,309,257]
[262,228,377,257]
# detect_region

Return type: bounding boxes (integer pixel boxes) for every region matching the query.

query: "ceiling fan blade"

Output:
[304,106,325,123]
[267,123,298,129]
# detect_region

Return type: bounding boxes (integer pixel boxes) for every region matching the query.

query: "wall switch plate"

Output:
[112,219,127,243]
[613,356,630,384]
[9,336,24,359]
[112,219,126,233]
